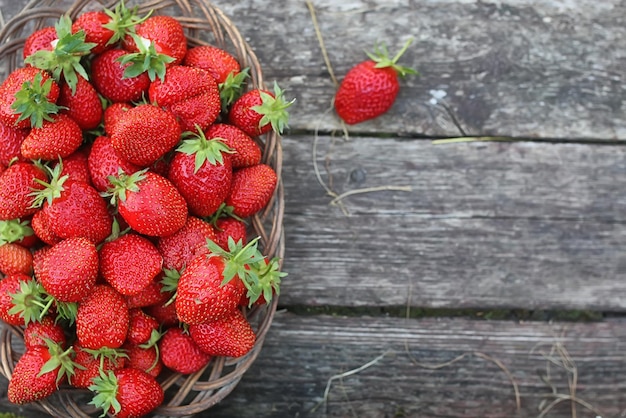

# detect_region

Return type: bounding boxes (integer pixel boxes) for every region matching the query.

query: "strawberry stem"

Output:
[11,73,63,129]
[366,37,418,77]
[118,33,175,82]
[8,279,48,326]
[89,370,122,417]
[0,219,34,245]
[103,168,147,205]
[29,162,68,208]
[38,338,77,385]
[177,126,234,173]
[102,0,152,46]
[250,82,295,135]
[219,67,249,109]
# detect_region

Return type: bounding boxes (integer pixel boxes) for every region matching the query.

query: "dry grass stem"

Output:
[305,0,338,87]
[329,185,413,206]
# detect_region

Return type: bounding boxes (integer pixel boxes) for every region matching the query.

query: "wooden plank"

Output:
[207,313,626,418]
[2,314,625,417]
[0,0,625,140]
[278,136,626,310]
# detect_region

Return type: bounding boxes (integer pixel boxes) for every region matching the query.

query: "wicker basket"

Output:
[0,0,285,416]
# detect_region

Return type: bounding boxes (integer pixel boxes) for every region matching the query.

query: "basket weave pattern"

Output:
[0,0,284,416]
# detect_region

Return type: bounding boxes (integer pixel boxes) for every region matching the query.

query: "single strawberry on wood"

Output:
[334,38,417,124]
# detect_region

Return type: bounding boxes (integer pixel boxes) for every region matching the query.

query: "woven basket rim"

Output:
[0,0,285,416]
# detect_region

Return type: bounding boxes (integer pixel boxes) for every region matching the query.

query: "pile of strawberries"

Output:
[0,1,290,416]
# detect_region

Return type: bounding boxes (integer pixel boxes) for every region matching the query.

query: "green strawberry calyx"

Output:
[178,125,234,173]
[25,15,96,94]
[160,268,181,306]
[118,32,175,82]
[205,236,286,305]
[219,67,250,109]
[11,72,63,129]
[103,168,146,205]
[89,370,122,417]
[138,329,162,373]
[0,219,34,245]
[207,202,246,226]
[29,162,69,208]
[250,81,295,135]
[83,346,129,369]
[366,37,419,77]
[8,279,48,326]
[38,338,77,385]
[102,0,152,47]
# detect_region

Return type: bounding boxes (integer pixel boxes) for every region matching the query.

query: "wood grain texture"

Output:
[279,136,626,310]
[0,0,625,140]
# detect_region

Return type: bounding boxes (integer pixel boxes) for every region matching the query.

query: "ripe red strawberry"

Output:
[0,274,44,326]
[124,15,187,65]
[225,163,278,218]
[214,216,248,251]
[189,309,256,358]
[0,121,28,166]
[0,243,33,276]
[100,233,163,296]
[87,135,140,192]
[159,327,211,374]
[110,103,182,167]
[143,298,179,328]
[72,11,114,55]
[23,315,66,350]
[0,67,60,129]
[126,309,159,345]
[103,102,132,136]
[31,210,61,246]
[228,82,293,137]
[57,74,103,130]
[206,123,262,168]
[0,161,48,220]
[7,341,75,404]
[107,169,187,237]
[72,344,127,389]
[123,341,162,378]
[148,65,221,132]
[76,284,129,349]
[124,274,170,309]
[23,26,57,59]
[20,113,84,161]
[183,45,241,84]
[54,146,92,184]
[157,216,216,271]
[33,165,113,244]
[0,218,39,248]
[91,48,151,102]
[334,39,417,124]
[89,367,164,418]
[167,129,233,217]
[34,237,98,303]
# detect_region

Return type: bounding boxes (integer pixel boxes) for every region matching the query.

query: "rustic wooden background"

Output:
[0,0,625,417]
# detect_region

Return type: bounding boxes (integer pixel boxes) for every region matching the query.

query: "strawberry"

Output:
[206,123,262,168]
[110,103,182,167]
[32,164,113,244]
[99,233,163,296]
[24,15,95,94]
[23,315,66,350]
[123,341,162,378]
[143,298,179,328]
[20,113,84,161]
[34,237,98,303]
[148,65,221,132]
[0,161,48,220]
[53,146,92,185]
[23,26,57,60]
[103,102,132,137]
[89,367,164,418]
[57,74,103,130]
[159,327,211,374]
[124,274,170,309]
[0,274,44,326]
[72,344,127,389]
[0,120,28,166]
[87,135,140,192]
[225,163,278,218]
[157,216,216,271]
[72,11,115,55]
[167,129,233,217]
[76,284,129,349]
[106,169,188,237]
[124,15,187,65]
[0,218,38,248]
[0,243,33,276]
[91,48,151,102]
[7,340,75,404]
[31,210,62,246]
[334,39,417,124]
[126,309,159,345]
[0,67,61,129]
[214,216,248,251]
[189,309,256,358]
[228,82,293,137]
[183,45,241,84]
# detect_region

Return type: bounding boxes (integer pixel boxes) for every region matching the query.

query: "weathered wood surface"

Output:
[279,136,626,311]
